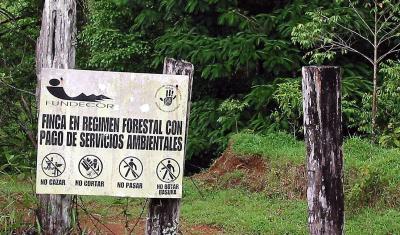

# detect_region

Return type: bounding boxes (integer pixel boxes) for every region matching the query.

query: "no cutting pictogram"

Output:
[156,158,180,183]
[119,157,143,181]
[78,155,103,179]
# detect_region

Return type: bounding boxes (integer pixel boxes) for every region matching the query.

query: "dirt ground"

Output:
[80,218,224,235]
[2,144,309,234]
[78,145,304,234]
[78,146,269,234]
[195,146,268,192]
[3,145,306,234]
[195,145,306,198]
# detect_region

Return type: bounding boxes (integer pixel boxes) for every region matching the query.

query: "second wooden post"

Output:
[302,66,344,235]
[146,58,194,235]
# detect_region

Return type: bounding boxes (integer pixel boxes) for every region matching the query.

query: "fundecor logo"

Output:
[47,78,111,102]
[45,77,114,109]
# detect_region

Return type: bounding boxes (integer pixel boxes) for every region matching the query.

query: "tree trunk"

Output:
[372,61,378,141]
[371,4,378,142]
[35,0,76,234]
[302,66,344,235]
[145,58,194,235]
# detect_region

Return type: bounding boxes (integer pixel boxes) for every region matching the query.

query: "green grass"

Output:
[0,173,34,194]
[231,132,305,165]
[182,180,307,234]
[231,132,400,208]
[1,174,400,234]
[231,132,400,168]
[346,208,400,234]
[182,179,400,234]
[1,132,400,234]
[231,132,400,187]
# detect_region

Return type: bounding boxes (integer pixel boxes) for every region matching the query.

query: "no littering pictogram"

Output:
[156,158,180,183]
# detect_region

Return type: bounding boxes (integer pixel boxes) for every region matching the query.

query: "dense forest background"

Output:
[1,0,399,174]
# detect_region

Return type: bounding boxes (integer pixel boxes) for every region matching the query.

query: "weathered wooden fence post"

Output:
[35,0,76,233]
[302,66,344,235]
[145,58,194,235]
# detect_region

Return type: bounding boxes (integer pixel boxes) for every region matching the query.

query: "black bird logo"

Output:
[47,78,111,102]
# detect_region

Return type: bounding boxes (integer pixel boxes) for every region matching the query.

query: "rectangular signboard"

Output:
[36,69,189,198]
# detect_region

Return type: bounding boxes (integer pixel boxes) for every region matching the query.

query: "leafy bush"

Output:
[217,99,249,133]
[271,78,302,137]
[357,61,400,146]
[187,99,222,160]
[188,98,250,160]
[79,0,150,72]
[0,0,38,172]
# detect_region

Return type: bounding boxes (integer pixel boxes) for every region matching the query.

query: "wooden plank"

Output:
[145,58,194,235]
[302,66,344,235]
[35,0,76,233]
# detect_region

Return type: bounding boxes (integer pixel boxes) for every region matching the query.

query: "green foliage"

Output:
[0,0,38,171]
[78,0,314,160]
[291,3,349,64]
[291,0,400,142]
[356,61,400,146]
[186,99,222,159]
[376,61,400,147]
[340,63,373,131]
[0,151,34,173]
[1,0,398,173]
[243,70,374,139]
[271,78,302,136]
[154,31,300,79]
[217,98,248,133]
[291,1,400,64]
[244,84,277,133]
[79,0,150,72]
[187,98,248,160]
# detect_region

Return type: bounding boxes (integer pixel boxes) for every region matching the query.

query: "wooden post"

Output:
[302,66,344,235]
[35,0,76,233]
[145,58,194,235]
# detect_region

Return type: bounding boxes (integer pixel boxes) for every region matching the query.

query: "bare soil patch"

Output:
[195,145,306,198]
[195,146,267,192]
[79,218,223,235]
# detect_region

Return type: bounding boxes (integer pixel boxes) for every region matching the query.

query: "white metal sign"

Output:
[36,69,189,198]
